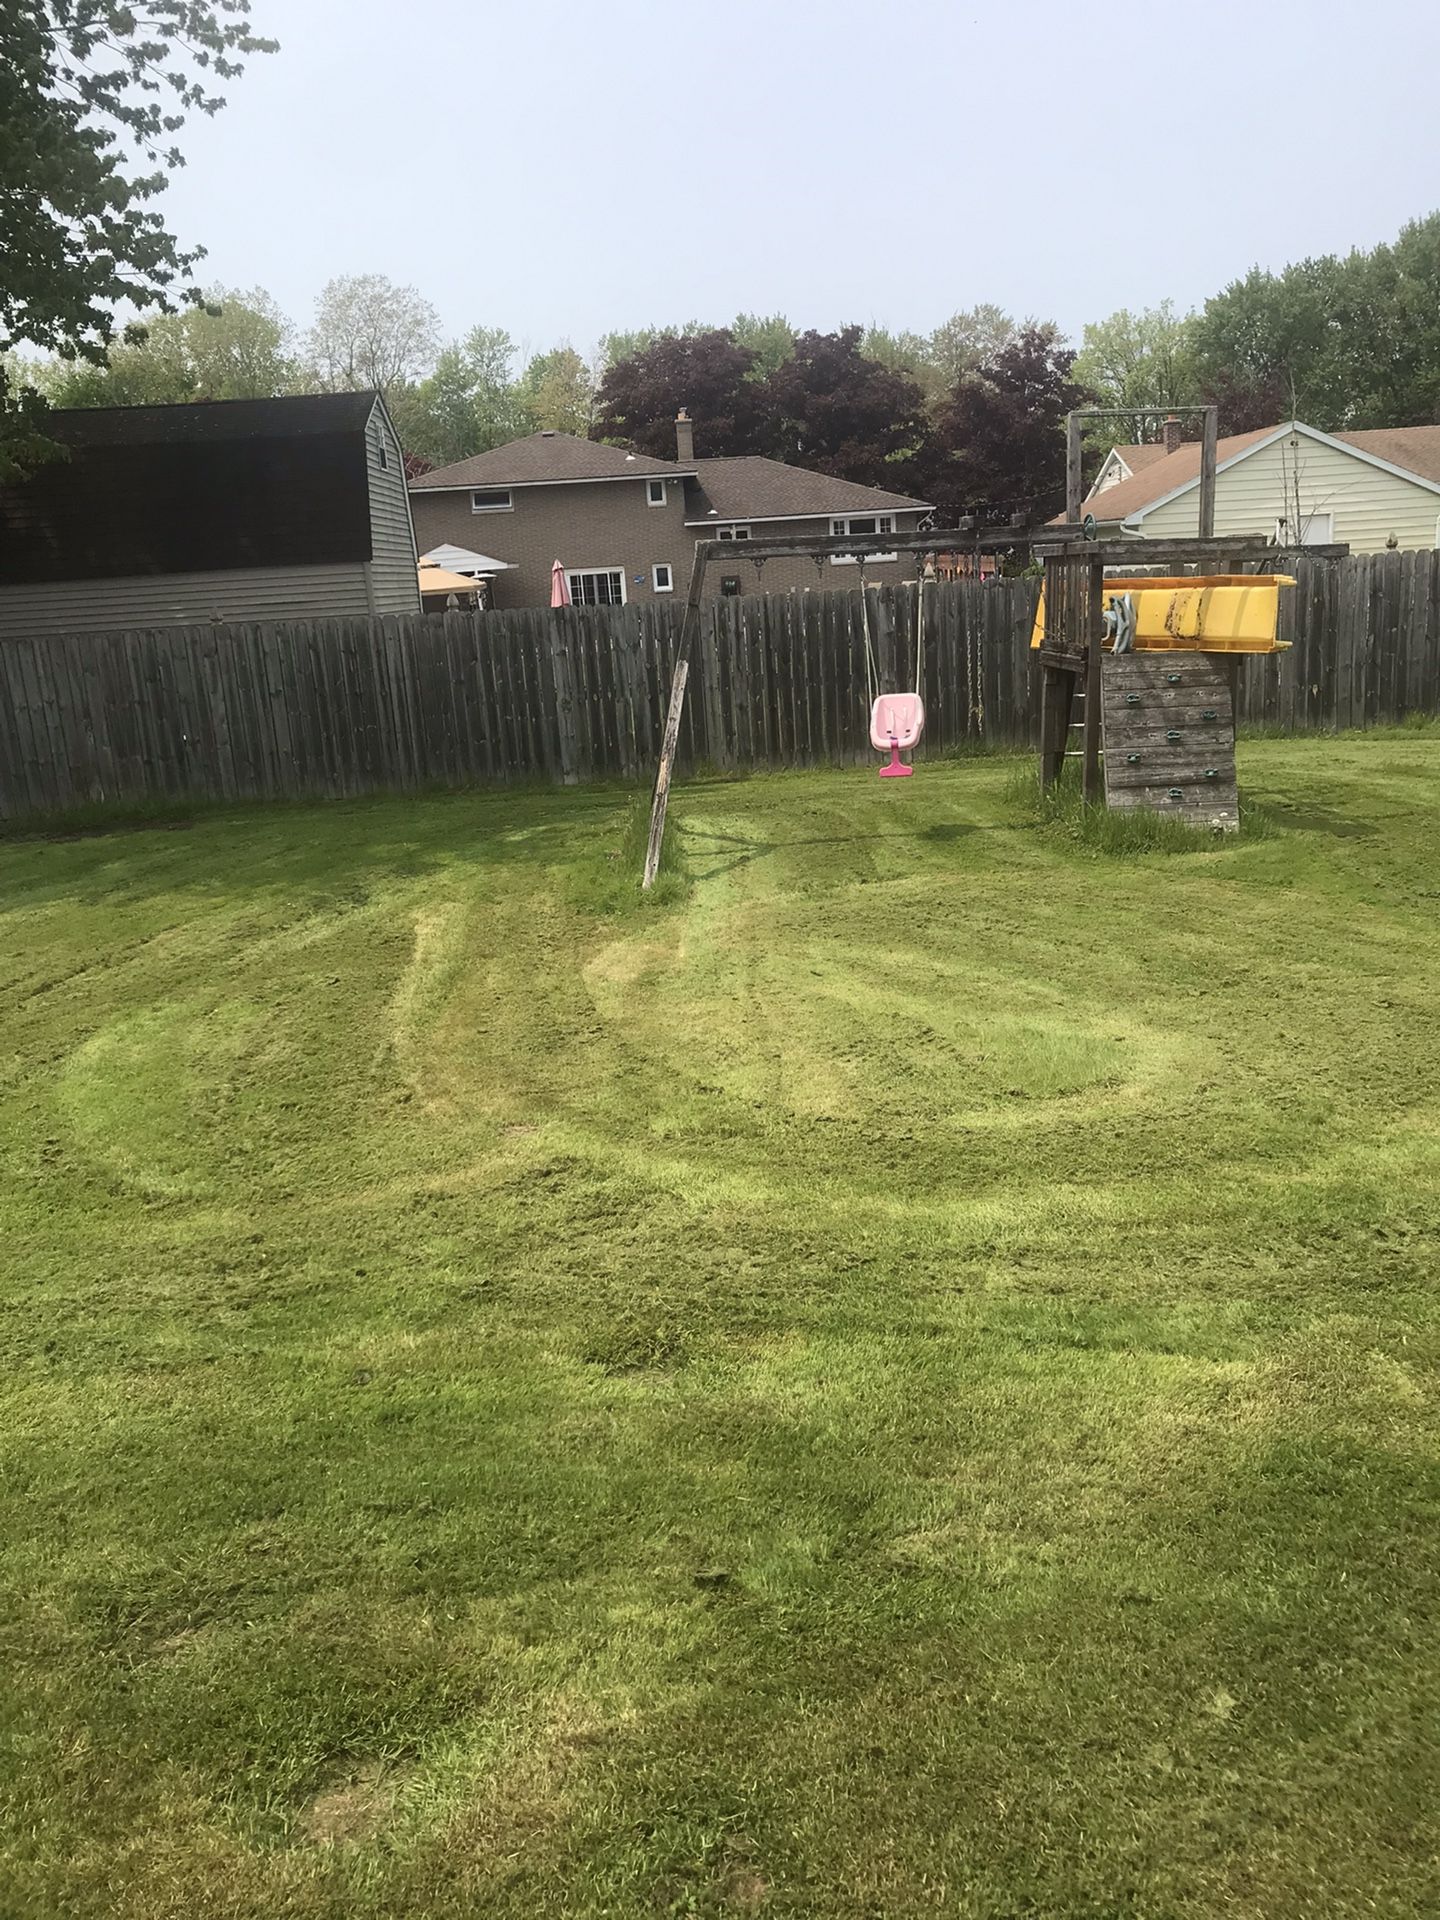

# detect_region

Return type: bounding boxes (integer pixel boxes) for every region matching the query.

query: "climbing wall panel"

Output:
[1100,652,1239,832]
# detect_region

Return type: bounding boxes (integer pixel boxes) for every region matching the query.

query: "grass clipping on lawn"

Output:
[2,731,1439,1918]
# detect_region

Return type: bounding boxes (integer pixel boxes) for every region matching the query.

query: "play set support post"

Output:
[1082,555,1106,802]
[1199,406,1219,539]
[642,539,712,890]
[1065,413,1084,525]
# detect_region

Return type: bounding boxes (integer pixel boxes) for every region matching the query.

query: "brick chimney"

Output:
[675,408,695,464]
[1162,413,1183,456]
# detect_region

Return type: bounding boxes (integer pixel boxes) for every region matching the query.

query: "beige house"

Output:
[407,415,931,610]
[1080,420,1440,553]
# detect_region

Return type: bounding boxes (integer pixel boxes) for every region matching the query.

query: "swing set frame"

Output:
[639,519,1346,886]
[641,520,1049,887]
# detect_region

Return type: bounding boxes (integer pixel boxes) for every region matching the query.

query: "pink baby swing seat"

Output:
[870,692,926,777]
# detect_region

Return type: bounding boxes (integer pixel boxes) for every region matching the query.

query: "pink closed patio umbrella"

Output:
[550,559,572,608]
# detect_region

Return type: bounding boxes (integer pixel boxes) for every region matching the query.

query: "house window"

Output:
[720,576,742,596]
[567,568,626,606]
[716,523,751,541]
[830,515,896,564]
[471,489,513,513]
[1274,510,1334,547]
[647,479,666,507]
[375,433,388,470]
[652,563,674,593]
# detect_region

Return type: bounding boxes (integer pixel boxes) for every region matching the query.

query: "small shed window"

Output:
[1274,510,1333,547]
[652,563,673,592]
[716,523,751,541]
[471,489,513,513]
[647,479,666,507]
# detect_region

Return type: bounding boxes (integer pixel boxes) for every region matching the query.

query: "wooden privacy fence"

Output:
[1,552,1437,818]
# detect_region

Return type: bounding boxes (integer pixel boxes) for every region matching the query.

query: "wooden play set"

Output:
[639,405,1346,882]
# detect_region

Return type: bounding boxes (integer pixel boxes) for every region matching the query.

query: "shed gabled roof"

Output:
[408,432,689,490]
[42,390,379,448]
[684,456,929,523]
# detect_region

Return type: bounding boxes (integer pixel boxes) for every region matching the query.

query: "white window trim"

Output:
[566,566,627,607]
[647,479,667,507]
[470,489,514,513]
[830,514,897,564]
[652,563,674,593]
[716,522,752,541]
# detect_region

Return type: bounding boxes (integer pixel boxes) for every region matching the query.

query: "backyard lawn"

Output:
[3,732,1440,1919]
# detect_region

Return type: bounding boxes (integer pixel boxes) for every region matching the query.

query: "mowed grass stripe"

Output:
[0,731,1437,1917]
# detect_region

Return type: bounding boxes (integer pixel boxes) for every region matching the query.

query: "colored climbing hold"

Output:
[1167,729,1182,743]
[1204,768,1219,780]
[1202,708,1218,722]
[1126,752,1141,765]
[1168,788,1184,799]
[1166,672,1182,685]
[1125,692,1141,707]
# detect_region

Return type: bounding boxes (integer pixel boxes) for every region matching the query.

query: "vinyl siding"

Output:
[1139,432,1440,552]
[0,563,374,639]
[364,403,421,613]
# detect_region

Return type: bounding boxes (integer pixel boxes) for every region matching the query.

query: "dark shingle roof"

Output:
[409,432,687,490]
[683,456,929,523]
[43,391,378,447]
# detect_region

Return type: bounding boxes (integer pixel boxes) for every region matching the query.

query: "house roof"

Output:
[408,432,688,490]
[1110,443,1172,478]
[1334,425,1440,487]
[1076,421,1440,527]
[684,456,930,524]
[1073,428,1277,524]
[41,390,379,447]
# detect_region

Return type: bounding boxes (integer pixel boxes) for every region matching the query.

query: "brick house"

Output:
[407,412,931,610]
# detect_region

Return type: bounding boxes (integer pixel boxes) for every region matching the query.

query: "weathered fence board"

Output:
[1,556,1438,820]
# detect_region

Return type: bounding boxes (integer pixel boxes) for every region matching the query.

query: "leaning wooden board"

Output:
[1100,652,1239,832]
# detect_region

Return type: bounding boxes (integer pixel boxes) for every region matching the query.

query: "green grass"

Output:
[2,732,1439,1918]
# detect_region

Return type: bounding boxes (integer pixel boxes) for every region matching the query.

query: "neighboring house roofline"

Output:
[411,470,699,495]
[1122,420,1440,527]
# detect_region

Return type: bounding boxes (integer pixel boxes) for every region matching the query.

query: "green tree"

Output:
[306,274,440,397]
[929,305,1018,388]
[389,326,527,467]
[1072,301,1200,440]
[730,312,795,380]
[40,286,296,408]
[519,345,595,435]
[861,326,944,404]
[597,321,706,370]
[0,1,276,475]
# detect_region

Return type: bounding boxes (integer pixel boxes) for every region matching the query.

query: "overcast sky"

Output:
[160,0,1439,357]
